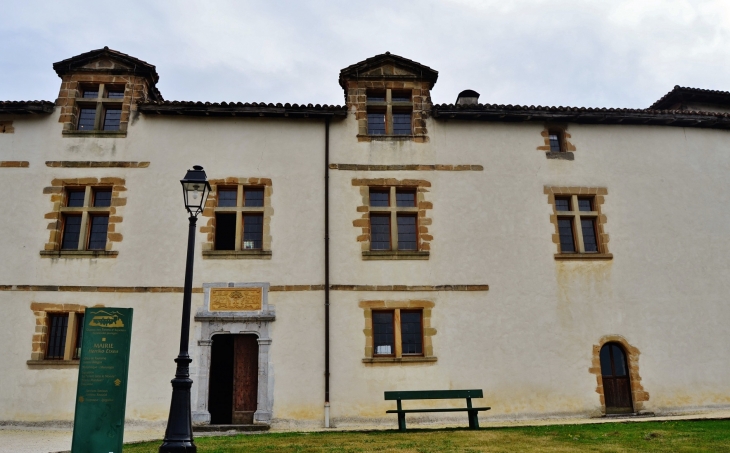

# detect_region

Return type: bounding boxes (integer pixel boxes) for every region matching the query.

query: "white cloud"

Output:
[2,0,730,108]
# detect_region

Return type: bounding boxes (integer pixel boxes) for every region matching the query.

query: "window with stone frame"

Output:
[60,186,113,251]
[368,187,419,251]
[74,83,126,131]
[545,187,612,260]
[361,300,436,364]
[366,89,413,136]
[201,178,273,259]
[28,303,88,365]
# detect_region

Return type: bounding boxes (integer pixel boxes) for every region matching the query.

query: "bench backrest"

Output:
[384,389,483,400]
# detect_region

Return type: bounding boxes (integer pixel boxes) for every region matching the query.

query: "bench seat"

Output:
[386,407,490,414]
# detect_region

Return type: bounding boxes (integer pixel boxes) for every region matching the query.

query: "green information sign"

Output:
[71,307,133,453]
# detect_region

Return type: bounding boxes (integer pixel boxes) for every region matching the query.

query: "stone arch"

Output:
[589,335,649,413]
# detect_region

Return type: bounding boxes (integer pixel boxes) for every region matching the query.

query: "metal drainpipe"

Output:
[324,117,331,428]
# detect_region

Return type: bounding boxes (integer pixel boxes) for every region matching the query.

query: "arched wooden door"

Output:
[599,343,633,413]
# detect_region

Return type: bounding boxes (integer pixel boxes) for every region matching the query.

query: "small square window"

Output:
[244,188,265,207]
[395,190,416,207]
[369,189,389,207]
[217,189,238,207]
[106,87,125,98]
[77,108,97,130]
[555,197,571,212]
[578,198,593,212]
[66,189,86,207]
[82,90,99,98]
[93,189,112,207]
[103,109,122,131]
[391,91,412,102]
[367,91,386,102]
[392,113,412,135]
[367,113,386,135]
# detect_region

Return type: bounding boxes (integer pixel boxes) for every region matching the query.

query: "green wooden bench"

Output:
[385,389,490,431]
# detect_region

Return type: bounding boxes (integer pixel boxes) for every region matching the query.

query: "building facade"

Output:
[1,47,730,428]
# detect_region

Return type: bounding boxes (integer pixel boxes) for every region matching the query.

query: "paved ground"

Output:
[1,409,728,453]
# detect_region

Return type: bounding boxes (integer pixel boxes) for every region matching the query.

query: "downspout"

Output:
[324,117,331,428]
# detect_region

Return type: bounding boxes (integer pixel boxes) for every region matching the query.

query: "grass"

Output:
[125,419,730,452]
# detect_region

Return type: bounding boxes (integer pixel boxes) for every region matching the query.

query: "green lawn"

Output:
[126,419,730,452]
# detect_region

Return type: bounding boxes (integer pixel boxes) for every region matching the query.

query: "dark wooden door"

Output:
[232,335,259,424]
[600,343,633,413]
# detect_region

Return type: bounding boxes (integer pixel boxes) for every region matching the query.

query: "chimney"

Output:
[456,89,480,105]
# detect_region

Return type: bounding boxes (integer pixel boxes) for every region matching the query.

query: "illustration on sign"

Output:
[210,287,262,311]
[88,310,126,328]
[71,307,133,453]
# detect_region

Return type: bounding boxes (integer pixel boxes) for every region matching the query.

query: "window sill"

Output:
[40,250,119,258]
[357,134,426,142]
[362,356,437,364]
[554,253,613,260]
[27,360,79,368]
[362,250,430,260]
[546,151,574,160]
[62,130,127,138]
[202,250,272,259]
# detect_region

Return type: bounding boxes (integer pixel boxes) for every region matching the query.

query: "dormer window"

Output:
[366,89,413,136]
[75,83,125,132]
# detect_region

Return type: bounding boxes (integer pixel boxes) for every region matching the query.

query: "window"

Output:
[372,309,423,357]
[366,89,413,136]
[548,129,564,152]
[74,83,125,131]
[213,186,266,251]
[368,187,419,251]
[60,186,112,251]
[41,312,85,361]
[546,187,611,259]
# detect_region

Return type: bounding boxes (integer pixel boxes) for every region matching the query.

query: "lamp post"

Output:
[160,165,211,453]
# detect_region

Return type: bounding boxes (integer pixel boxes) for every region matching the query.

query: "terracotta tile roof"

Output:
[138,101,346,118]
[649,85,730,110]
[431,102,730,130]
[0,101,55,114]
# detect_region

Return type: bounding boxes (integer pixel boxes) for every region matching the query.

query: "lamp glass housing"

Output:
[180,165,211,216]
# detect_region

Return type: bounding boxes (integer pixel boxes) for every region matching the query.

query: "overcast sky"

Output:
[2,0,730,108]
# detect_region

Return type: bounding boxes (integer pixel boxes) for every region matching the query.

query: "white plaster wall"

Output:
[1,106,730,424]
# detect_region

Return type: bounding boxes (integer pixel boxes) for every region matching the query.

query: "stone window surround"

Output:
[360,300,436,364]
[27,302,97,366]
[201,178,273,259]
[192,282,275,425]
[537,124,576,160]
[352,178,432,260]
[40,177,126,258]
[347,80,431,143]
[589,335,649,414]
[57,73,151,137]
[544,186,612,260]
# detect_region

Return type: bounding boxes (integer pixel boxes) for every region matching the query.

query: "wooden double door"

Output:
[208,334,259,424]
[600,343,633,413]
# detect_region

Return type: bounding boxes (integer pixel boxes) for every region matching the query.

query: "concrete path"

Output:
[1,409,728,453]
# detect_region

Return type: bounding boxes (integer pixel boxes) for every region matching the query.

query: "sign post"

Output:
[71,307,133,453]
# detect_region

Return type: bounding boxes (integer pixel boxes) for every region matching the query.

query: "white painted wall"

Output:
[1,102,730,426]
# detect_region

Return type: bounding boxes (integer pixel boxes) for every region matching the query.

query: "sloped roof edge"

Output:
[0,101,55,115]
[650,85,730,110]
[138,100,347,119]
[339,52,438,89]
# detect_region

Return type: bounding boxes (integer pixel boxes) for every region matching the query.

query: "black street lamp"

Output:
[160,165,211,453]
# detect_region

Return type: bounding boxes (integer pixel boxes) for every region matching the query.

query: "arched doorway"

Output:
[208,334,259,424]
[599,342,633,413]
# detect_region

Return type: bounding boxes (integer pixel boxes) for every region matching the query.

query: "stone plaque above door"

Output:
[210,287,262,311]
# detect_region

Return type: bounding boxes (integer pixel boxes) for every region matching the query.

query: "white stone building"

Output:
[1,47,730,428]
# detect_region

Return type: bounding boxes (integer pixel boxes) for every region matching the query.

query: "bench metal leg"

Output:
[398,412,407,432]
[468,411,479,429]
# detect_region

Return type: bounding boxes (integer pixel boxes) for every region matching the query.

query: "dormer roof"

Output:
[53,47,162,100]
[650,85,730,111]
[338,52,439,90]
